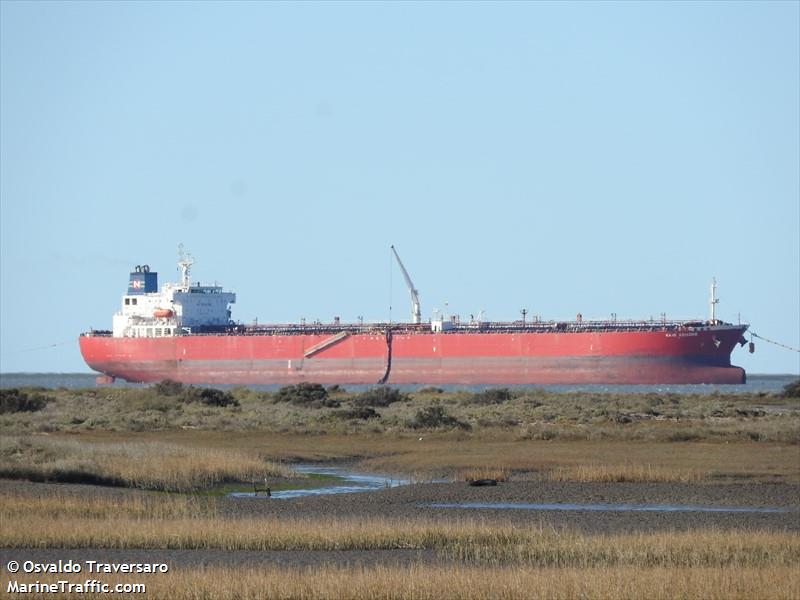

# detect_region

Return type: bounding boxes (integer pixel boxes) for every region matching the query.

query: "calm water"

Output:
[231,466,791,511]
[0,372,795,394]
[229,465,410,499]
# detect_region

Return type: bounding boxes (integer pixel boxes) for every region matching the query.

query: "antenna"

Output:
[177,243,194,289]
[709,277,719,323]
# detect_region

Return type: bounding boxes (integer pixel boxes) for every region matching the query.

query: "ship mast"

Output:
[178,244,194,289]
[709,277,719,323]
[390,245,422,324]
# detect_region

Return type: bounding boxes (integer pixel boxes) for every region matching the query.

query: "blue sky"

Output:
[1,1,798,375]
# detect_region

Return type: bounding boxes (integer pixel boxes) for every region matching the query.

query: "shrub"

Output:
[352,387,408,407]
[0,389,50,414]
[274,383,339,408]
[335,406,380,420]
[182,387,238,408]
[409,404,470,430]
[153,379,184,396]
[466,387,514,405]
[781,379,800,399]
[417,386,444,394]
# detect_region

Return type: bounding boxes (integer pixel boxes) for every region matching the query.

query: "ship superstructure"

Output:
[111,248,236,339]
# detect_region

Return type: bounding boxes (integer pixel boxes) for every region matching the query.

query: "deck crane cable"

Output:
[750,332,800,353]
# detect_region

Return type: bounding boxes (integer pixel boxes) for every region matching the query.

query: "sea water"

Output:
[0,372,795,394]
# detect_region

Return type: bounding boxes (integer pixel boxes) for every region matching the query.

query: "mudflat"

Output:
[2,477,797,570]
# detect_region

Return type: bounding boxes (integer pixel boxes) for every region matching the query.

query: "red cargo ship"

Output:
[79,248,749,385]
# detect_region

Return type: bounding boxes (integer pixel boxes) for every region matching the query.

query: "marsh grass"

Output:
[0,385,798,489]
[0,487,216,520]
[456,466,512,483]
[9,565,799,600]
[0,436,296,491]
[0,431,800,491]
[547,462,705,483]
[1,488,797,569]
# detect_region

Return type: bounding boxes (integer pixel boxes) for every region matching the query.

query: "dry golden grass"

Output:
[0,436,296,491]
[2,430,797,489]
[2,517,797,566]
[547,462,705,483]
[7,565,799,599]
[68,430,800,483]
[1,489,797,570]
[0,487,216,520]
[456,466,512,483]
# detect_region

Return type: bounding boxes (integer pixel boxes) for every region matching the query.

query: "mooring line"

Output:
[751,332,800,353]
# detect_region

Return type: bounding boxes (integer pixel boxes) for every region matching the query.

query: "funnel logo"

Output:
[130,280,143,289]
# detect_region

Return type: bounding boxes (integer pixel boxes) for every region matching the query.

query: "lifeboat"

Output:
[153,308,174,319]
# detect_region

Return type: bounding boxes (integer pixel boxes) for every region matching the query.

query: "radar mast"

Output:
[709,277,719,323]
[178,244,194,289]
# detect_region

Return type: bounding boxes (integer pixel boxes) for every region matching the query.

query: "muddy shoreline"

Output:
[1,477,797,569]
[217,479,800,533]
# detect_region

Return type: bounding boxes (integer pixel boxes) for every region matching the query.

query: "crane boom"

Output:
[390,245,422,324]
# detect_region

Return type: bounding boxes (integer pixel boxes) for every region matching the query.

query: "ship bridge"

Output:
[111,259,236,338]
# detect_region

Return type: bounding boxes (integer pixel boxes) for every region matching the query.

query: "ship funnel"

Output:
[128,265,158,295]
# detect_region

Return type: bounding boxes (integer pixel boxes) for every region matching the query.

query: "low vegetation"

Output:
[547,463,705,483]
[408,404,470,430]
[0,388,51,413]
[274,382,339,408]
[456,467,512,483]
[1,383,796,445]
[0,436,295,492]
[0,382,797,490]
[352,386,409,407]
[1,487,797,567]
[782,378,800,398]
[1,381,798,598]
[151,379,239,407]
[9,565,798,600]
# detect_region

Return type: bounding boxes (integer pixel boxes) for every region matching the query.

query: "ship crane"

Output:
[391,245,422,324]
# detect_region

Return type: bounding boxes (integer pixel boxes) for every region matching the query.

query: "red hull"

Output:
[79,325,748,385]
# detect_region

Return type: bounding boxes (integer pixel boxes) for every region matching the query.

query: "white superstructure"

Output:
[111,253,236,338]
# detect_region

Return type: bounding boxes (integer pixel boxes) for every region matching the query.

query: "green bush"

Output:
[466,387,514,405]
[335,406,380,420]
[417,386,444,394]
[181,387,238,408]
[352,387,408,407]
[0,389,50,414]
[274,383,339,408]
[153,379,184,396]
[408,404,470,430]
[781,379,800,399]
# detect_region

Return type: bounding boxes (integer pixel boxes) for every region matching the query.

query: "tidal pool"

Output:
[229,465,410,499]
